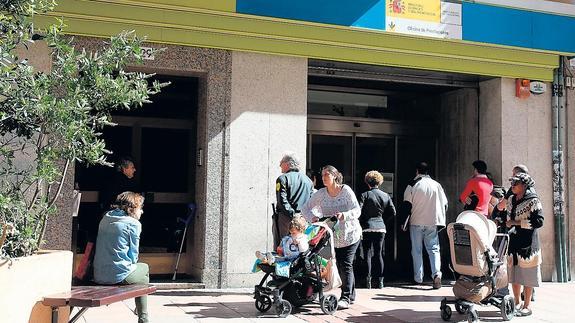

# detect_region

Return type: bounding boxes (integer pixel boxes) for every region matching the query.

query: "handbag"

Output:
[73,241,96,282]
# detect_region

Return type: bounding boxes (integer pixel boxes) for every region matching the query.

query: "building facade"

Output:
[37,0,575,287]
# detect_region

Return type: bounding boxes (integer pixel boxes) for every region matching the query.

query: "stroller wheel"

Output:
[255,295,272,313]
[467,309,479,323]
[440,304,452,321]
[500,295,515,321]
[276,299,292,318]
[320,294,338,315]
[455,302,466,314]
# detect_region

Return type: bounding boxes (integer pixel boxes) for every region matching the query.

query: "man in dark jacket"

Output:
[100,157,139,213]
[274,152,313,248]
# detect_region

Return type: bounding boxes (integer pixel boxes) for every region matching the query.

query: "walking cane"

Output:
[172,203,196,281]
[272,203,280,248]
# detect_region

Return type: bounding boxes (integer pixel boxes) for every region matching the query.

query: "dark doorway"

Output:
[74,74,198,260]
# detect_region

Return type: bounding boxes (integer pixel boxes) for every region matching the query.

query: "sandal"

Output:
[516,307,532,317]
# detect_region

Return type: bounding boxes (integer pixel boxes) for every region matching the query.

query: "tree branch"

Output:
[47,158,70,210]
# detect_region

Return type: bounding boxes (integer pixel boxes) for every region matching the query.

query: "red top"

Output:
[459,175,493,216]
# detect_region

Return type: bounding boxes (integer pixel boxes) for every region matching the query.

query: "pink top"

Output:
[459,175,494,216]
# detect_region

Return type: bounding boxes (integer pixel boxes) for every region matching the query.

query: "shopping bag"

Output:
[324,258,342,291]
[73,241,95,283]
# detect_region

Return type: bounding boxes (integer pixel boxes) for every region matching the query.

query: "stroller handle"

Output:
[317,215,338,222]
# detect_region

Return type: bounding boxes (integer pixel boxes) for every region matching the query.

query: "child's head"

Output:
[289,215,307,236]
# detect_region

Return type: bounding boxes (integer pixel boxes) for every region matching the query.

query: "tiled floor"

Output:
[78,282,573,322]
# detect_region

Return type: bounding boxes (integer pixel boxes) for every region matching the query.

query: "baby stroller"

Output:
[440,211,514,323]
[253,218,340,317]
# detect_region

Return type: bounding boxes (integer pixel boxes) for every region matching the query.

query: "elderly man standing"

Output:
[402,162,448,289]
[273,152,313,248]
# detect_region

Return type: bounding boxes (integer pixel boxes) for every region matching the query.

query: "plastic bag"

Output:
[324,258,342,291]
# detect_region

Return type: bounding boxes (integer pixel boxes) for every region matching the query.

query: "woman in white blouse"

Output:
[302,165,361,310]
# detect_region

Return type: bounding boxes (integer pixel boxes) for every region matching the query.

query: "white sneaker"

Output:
[337,299,349,309]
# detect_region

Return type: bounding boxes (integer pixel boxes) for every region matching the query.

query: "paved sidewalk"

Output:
[78,282,573,322]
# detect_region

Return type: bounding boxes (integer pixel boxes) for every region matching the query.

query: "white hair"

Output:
[280,151,301,171]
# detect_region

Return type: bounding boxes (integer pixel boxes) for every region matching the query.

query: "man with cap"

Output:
[273,152,313,248]
[459,160,494,216]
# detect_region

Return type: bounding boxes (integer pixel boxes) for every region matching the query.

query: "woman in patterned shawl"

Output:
[493,172,543,317]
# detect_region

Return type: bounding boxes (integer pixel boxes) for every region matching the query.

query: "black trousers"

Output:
[362,231,385,279]
[335,240,360,302]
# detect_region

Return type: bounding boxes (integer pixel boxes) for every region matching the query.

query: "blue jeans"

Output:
[409,225,441,283]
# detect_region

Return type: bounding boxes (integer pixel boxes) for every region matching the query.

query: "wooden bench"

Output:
[43,284,157,323]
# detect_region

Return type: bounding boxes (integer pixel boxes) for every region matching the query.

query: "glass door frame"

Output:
[307,115,438,263]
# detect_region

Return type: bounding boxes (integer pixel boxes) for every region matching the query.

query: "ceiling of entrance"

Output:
[309,59,493,93]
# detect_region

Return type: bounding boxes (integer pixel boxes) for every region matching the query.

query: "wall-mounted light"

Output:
[515,79,530,99]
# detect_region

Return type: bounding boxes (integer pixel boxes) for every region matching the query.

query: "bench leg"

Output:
[51,307,58,323]
[69,307,89,323]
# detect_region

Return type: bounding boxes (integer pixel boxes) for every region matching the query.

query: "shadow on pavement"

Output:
[154,290,253,297]
[373,293,445,302]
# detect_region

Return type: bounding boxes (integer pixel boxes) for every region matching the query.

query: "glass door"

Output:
[308,134,353,189]
[307,123,437,282]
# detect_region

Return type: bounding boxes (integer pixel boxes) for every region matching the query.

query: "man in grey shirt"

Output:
[401,162,448,289]
[274,152,313,248]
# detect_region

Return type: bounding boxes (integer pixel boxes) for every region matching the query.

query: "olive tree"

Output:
[0,0,164,258]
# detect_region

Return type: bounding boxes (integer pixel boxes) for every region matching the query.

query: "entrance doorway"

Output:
[307,60,489,283]
[307,117,437,281]
[74,74,198,274]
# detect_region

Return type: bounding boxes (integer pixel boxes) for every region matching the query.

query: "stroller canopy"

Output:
[456,211,497,248]
[447,211,498,277]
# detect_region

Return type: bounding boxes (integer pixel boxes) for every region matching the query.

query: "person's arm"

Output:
[301,190,322,222]
[439,184,449,213]
[276,176,294,217]
[338,186,361,221]
[459,179,474,204]
[528,199,544,229]
[399,185,413,224]
[297,235,309,252]
[384,196,397,222]
[358,192,368,224]
[127,222,141,264]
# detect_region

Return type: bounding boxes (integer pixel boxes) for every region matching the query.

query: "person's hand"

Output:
[506,219,518,228]
[311,216,320,223]
[336,212,344,221]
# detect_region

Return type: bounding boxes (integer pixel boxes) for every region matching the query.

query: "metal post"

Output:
[552,58,567,282]
[558,58,571,281]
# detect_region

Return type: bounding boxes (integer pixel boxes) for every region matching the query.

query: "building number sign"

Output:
[141,47,155,60]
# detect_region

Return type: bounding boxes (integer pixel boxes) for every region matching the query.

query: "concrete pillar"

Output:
[439,88,479,224]
[479,78,558,280]
[224,52,308,287]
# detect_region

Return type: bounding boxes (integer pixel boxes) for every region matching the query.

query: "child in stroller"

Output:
[440,210,515,323]
[255,216,309,273]
[253,217,341,317]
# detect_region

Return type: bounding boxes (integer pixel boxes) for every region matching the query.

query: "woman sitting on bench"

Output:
[93,191,150,323]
